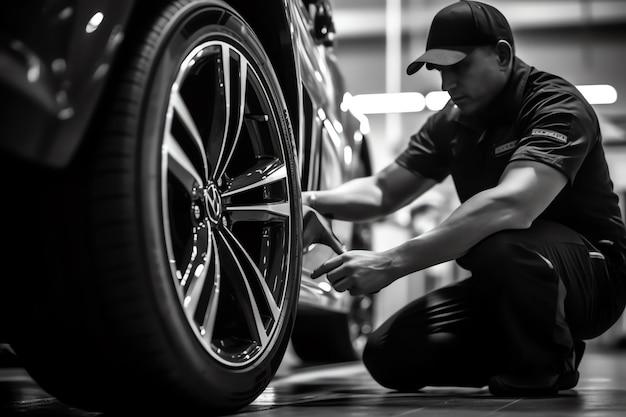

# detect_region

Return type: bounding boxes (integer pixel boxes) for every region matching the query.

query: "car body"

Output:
[0,0,372,414]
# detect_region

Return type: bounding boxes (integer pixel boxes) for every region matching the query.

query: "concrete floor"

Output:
[1,343,626,416]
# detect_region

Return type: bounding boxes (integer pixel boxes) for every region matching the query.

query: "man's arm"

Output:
[314,160,569,294]
[303,161,438,222]
[386,160,568,274]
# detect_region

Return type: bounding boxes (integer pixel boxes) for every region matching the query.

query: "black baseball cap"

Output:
[406,1,514,75]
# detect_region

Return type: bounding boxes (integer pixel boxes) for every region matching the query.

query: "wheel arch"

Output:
[223,0,302,153]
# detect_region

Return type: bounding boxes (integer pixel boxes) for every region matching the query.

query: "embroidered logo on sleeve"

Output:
[494,140,517,156]
[531,128,568,143]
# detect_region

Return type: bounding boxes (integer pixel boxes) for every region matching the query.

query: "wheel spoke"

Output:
[223,158,291,220]
[210,44,248,181]
[227,202,290,221]
[217,227,281,346]
[169,88,210,184]
[180,225,212,310]
[222,157,286,198]
[198,237,221,342]
[164,131,205,191]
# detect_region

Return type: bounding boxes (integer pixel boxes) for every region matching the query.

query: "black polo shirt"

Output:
[397,57,626,257]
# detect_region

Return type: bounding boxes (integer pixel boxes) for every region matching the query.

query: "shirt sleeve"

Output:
[509,89,598,182]
[395,111,453,182]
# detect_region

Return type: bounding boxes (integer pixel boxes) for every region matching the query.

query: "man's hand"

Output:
[302,191,316,207]
[311,250,400,295]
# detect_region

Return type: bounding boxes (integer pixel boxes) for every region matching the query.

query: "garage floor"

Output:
[1,343,625,416]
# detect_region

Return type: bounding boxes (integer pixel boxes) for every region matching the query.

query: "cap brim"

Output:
[406,49,468,75]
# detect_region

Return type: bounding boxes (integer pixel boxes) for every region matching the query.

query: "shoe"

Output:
[488,370,579,397]
[0,344,20,368]
[557,369,579,390]
[573,340,586,369]
[490,340,585,397]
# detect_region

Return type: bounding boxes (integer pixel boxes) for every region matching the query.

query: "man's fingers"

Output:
[328,274,351,292]
[311,255,344,279]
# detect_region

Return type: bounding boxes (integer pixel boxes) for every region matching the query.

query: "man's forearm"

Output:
[304,177,387,222]
[384,188,529,278]
[383,161,567,279]
[305,161,437,223]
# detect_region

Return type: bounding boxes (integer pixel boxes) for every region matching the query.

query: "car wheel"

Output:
[8,0,302,414]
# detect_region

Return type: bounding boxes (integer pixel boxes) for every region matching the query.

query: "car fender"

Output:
[0,1,136,168]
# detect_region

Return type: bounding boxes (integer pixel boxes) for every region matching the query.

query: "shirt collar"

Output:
[487,57,530,121]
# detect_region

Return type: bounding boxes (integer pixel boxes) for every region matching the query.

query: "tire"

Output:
[8,1,302,414]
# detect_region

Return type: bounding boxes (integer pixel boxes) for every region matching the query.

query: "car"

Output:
[0,0,373,415]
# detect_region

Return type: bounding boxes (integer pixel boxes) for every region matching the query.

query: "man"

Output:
[304,0,626,396]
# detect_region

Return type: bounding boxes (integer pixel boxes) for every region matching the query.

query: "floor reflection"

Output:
[1,344,625,416]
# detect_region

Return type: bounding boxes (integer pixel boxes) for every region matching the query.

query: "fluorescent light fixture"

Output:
[348,84,617,114]
[350,92,425,114]
[577,84,617,105]
[425,91,450,111]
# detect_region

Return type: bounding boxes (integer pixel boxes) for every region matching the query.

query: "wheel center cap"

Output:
[204,182,222,225]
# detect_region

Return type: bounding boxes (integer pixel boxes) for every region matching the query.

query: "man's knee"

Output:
[362,334,424,391]
[459,230,542,279]
[362,335,399,389]
[464,231,520,266]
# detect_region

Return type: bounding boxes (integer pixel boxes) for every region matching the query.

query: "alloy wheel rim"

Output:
[160,38,294,367]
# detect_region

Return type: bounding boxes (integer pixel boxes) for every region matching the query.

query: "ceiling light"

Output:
[350,92,425,114]
[348,84,617,114]
[576,84,617,105]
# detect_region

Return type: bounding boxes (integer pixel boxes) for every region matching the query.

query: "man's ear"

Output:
[495,40,513,69]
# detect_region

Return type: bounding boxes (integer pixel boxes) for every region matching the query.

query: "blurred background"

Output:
[329,0,626,346]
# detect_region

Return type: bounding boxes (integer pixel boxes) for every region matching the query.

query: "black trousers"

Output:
[363,220,626,390]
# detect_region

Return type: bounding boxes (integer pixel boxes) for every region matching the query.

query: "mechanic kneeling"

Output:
[304,0,626,397]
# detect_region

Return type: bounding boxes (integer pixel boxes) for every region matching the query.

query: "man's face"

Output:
[431,46,507,116]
